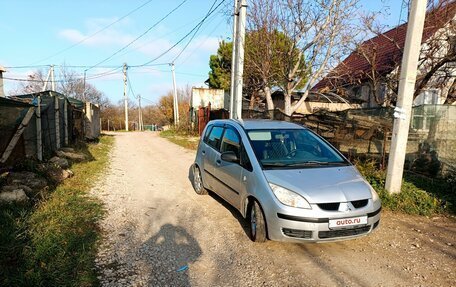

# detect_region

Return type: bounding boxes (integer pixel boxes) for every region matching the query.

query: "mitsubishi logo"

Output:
[338,202,354,212]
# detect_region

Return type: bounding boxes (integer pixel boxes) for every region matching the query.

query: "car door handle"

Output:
[202,150,206,155]
[216,159,221,166]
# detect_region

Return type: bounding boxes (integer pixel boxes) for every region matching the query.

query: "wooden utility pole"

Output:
[385,0,428,193]
[171,63,179,126]
[123,63,129,131]
[230,0,247,119]
[64,98,68,146]
[50,65,60,149]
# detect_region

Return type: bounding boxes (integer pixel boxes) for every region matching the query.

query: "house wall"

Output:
[191,87,226,109]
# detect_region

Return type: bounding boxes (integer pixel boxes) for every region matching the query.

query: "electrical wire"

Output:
[28,0,155,65]
[132,0,226,67]
[86,0,188,72]
[176,16,225,66]
[172,0,219,63]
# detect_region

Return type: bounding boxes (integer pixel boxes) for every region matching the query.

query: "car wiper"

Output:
[286,161,347,166]
[261,162,289,167]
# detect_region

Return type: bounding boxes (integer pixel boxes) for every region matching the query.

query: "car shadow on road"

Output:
[140,223,201,286]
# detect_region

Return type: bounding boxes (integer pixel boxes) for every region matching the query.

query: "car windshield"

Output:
[247,129,349,169]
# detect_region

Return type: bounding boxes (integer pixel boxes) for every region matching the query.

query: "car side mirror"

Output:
[221,151,239,163]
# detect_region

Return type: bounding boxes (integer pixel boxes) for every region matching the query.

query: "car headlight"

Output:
[269,183,311,209]
[370,187,380,202]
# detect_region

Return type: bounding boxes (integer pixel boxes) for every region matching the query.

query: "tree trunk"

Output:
[284,93,292,115]
[249,91,256,109]
[264,86,274,111]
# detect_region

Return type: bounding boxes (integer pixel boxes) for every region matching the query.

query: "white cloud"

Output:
[58,17,134,47]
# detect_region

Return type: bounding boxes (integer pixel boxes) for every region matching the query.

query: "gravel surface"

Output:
[93,132,456,287]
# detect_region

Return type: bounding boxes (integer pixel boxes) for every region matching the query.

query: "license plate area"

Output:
[329,216,368,229]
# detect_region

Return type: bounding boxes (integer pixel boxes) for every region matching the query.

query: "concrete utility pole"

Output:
[123,63,129,131]
[171,63,179,126]
[230,0,247,120]
[385,0,428,193]
[138,95,143,131]
[50,65,56,91]
[229,0,238,119]
[83,69,87,100]
[0,66,6,97]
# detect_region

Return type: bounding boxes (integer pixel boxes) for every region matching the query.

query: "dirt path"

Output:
[93,132,455,287]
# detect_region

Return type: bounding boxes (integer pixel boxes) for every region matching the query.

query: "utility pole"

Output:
[171,63,179,126]
[50,65,61,149]
[230,0,247,120]
[36,67,52,160]
[82,69,87,100]
[385,0,427,193]
[123,63,129,131]
[138,95,143,131]
[50,64,55,91]
[229,0,239,119]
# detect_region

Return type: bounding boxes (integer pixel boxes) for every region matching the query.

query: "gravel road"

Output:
[93,132,455,287]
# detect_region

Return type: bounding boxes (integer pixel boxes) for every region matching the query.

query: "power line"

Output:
[113,15,205,59]
[132,0,226,67]
[176,16,225,66]
[172,0,219,63]
[28,0,155,65]
[86,0,188,72]
[2,66,123,83]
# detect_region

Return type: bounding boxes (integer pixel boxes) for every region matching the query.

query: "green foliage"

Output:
[207,30,308,102]
[355,159,451,216]
[208,41,232,91]
[24,188,103,286]
[0,136,113,286]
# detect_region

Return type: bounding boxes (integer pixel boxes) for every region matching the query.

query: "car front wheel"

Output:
[249,200,267,243]
[192,165,208,195]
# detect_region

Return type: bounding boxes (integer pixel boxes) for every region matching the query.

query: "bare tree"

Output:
[11,65,110,109]
[277,0,361,115]
[319,0,456,107]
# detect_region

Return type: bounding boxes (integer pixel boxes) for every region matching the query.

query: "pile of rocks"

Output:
[0,147,87,204]
[0,171,48,203]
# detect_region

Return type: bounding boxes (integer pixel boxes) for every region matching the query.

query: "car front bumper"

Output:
[266,206,381,243]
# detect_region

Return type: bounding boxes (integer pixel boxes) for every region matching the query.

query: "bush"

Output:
[354,159,448,216]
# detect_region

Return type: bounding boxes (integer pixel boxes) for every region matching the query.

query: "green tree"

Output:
[208,41,232,91]
[208,30,306,110]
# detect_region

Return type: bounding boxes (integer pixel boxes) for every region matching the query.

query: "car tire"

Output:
[192,165,208,195]
[249,200,267,243]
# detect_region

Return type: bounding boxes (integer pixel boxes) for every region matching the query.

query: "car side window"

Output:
[206,126,224,150]
[203,125,213,142]
[220,128,240,158]
[240,145,253,171]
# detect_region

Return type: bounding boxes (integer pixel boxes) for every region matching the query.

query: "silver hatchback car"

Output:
[192,119,381,243]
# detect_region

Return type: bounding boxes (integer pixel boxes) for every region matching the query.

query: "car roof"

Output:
[209,119,305,130]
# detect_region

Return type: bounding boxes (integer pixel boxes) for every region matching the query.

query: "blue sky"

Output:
[0,0,406,105]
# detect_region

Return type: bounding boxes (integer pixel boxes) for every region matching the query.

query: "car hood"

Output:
[263,166,372,203]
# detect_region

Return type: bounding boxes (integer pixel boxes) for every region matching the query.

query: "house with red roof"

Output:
[313,1,456,108]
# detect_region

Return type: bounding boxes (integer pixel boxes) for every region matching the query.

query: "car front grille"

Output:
[317,203,340,211]
[317,199,369,211]
[351,199,368,208]
[318,226,371,239]
[282,228,313,239]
